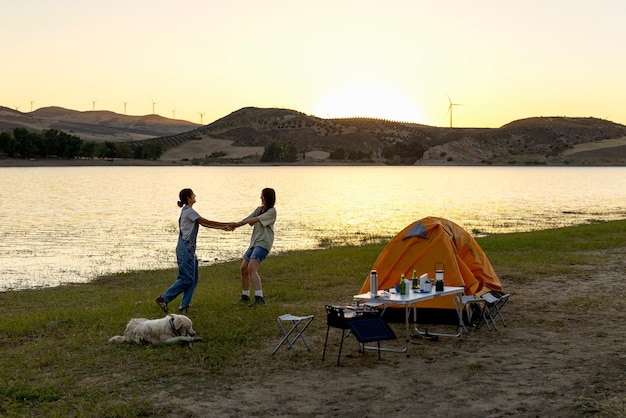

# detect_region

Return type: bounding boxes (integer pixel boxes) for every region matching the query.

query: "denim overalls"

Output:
[162,210,200,310]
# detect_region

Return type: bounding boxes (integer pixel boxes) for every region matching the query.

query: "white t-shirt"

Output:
[179,206,200,241]
[248,206,276,251]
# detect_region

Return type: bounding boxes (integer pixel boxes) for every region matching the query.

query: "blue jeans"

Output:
[243,246,269,263]
[162,236,198,309]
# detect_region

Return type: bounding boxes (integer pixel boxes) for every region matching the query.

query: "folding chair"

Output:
[322,306,352,366]
[480,291,510,329]
[272,313,314,355]
[347,317,396,360]
[322,305,393,366]
[454,295,496,333]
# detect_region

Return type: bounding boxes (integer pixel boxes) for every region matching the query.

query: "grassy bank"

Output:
[1,219,625,416]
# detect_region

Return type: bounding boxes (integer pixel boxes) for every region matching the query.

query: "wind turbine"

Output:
[447,94,461,128]
[172,109,176,119]
[123,101,129,115]
[30,100,34,112]
[199,111,206,124]
[92,99,97,111]
[151,99,158,115]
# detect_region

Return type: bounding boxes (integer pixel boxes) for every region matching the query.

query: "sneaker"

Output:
[248,295,266,307]
[178,306,189,313]
[155,296,169,313]
[238,295,250,303]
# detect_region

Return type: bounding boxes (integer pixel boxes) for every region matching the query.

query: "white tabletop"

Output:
[354,286,464,306]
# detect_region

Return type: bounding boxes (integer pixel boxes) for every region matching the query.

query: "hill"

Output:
[0,106,200,142]
[158,107,626,165]
[2,105,626,165]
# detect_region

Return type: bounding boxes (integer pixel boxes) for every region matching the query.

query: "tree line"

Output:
[0,127,162,161]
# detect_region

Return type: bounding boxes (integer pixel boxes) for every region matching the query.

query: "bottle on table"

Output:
[411,269,418,291]
[400,273,407,295]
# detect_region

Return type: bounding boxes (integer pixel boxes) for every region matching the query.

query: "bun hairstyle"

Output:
[178,188,193,208]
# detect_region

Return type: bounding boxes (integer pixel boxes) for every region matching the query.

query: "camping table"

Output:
[353,286,464,357]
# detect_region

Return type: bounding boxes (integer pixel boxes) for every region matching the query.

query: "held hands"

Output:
[224,222,240,232]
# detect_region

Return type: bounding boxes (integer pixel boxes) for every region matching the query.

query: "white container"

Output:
[419,273,429,290]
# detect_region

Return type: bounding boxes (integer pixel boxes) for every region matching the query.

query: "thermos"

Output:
[370,269,378,296]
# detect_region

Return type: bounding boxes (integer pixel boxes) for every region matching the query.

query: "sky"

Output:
[2,0,626,128]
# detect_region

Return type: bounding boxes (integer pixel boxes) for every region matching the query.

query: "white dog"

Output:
[108,314,199,345]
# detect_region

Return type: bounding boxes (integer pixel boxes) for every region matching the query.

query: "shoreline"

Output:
[1,157,625,167]
[4,219,625,295]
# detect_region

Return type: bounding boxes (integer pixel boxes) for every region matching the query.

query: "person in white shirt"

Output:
[155,188,228,313]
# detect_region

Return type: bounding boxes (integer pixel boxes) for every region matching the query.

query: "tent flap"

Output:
[403,221,428,240]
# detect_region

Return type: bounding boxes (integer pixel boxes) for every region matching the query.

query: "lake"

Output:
[1,165,624,291]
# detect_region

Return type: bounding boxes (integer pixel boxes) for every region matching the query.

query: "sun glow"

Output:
[313,85,424,123]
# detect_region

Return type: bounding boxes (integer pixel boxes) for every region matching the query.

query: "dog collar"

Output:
[169,316,181,336]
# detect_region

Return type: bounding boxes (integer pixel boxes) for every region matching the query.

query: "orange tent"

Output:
[360,217,502,310]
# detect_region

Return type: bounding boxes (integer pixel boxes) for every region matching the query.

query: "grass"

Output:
[1,219,625,416]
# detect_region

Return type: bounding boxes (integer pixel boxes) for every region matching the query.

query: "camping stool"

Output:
[272,313,314,355]
[480,291,510,329]
[454,295,495,333]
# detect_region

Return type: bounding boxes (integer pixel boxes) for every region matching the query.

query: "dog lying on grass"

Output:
[108,314,201,346]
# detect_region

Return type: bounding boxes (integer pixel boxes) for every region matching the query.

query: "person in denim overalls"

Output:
[155,189,228,313]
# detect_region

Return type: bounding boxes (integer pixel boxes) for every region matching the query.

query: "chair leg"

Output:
[493,298,508,326]
[476,303,494,331]
[322,326,330,361]
[289,322,312,351]
[337,330,345,367]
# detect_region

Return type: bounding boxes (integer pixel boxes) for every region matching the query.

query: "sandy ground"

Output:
[160,136,264,161]
[563,136,626,156]
[157,248,625,417]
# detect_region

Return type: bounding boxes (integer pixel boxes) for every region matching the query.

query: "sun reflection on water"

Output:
[0,165,624,291]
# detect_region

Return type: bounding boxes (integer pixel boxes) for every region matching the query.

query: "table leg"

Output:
[404,304,410,357]
[412,297,463,338]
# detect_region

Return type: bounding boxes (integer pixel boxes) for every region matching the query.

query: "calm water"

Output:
[1,166,624,291]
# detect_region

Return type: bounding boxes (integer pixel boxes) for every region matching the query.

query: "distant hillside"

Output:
[2,105,625,165]
[158,107,626,165]
[0,106,199,142]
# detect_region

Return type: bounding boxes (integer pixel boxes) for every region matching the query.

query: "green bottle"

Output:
[411,269,418,290]
[400,273,406,295]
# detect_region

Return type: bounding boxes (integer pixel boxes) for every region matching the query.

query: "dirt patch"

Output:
[152,249,626,417]
[160,135,264,162]
[562,136,626,156]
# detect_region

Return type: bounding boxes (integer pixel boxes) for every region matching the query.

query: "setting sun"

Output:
[313,85,425,124]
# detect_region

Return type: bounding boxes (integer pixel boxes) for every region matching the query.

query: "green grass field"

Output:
[1,219,624,416]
